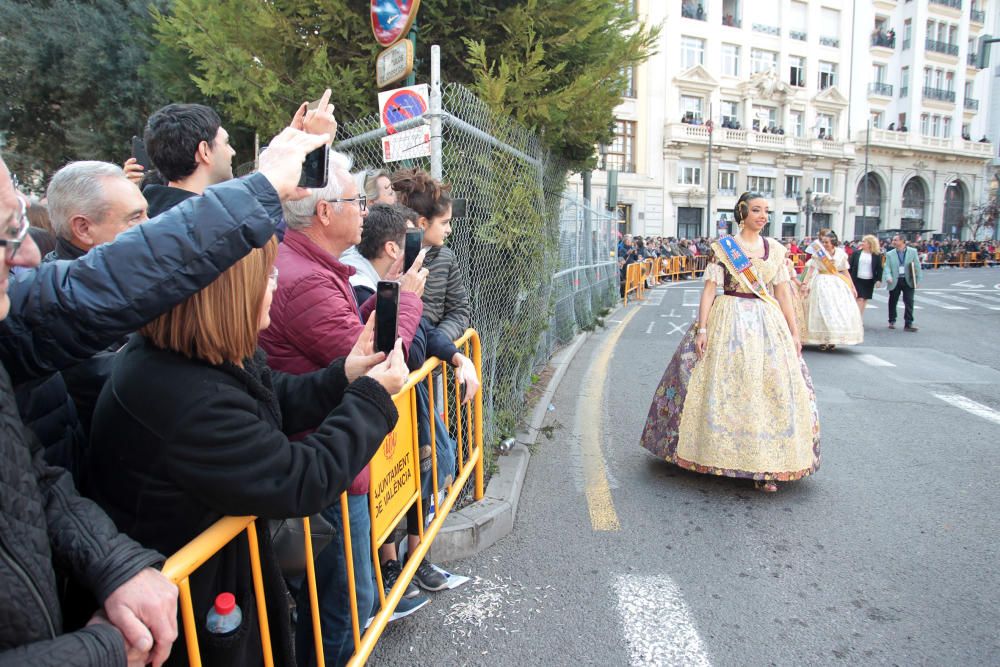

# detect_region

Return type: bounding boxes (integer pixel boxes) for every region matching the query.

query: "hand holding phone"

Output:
[130,136,152,170]
[298,145,329,188]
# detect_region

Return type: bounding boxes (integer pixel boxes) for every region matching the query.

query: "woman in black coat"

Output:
[85,238,408,666]
[848,234,884,317]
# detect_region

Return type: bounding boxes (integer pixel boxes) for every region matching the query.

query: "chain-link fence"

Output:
[242,81,617,496]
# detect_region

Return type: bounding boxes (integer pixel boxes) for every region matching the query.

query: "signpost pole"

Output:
[406,24,418,87]
[430,45,443,180]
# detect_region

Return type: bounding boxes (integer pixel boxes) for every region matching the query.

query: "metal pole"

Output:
[429,45,443,180]
[706,104,712,237]
[582,170,593,263]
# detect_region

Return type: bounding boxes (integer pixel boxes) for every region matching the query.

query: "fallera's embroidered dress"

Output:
[801,247,864,346]
[640,237,821,483]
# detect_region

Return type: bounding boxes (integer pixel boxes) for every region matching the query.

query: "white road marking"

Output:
[682,290,701,307]
[952,280,984,289]
[865,304,876,309]
[924,291,1000,310]
[665,322,687,335]
[857,354,896,367]
[870,293,925,310]
[963,292,1000,303]
[933,394,1000,426]
[645,322,655,334]
[616,575,712,667]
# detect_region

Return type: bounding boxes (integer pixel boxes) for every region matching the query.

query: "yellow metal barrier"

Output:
[622,262,642,305]
[161,329,486,667]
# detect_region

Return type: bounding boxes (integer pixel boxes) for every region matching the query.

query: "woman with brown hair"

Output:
[800,228,863,351]
[84,238,408,666]
[384,168,479,591]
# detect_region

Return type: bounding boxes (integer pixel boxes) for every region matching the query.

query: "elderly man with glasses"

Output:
[259,151,429,667]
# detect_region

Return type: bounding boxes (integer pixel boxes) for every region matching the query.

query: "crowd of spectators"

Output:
[1,89,479,666]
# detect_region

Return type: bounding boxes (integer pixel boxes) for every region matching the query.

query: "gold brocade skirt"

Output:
[641,295,821,481]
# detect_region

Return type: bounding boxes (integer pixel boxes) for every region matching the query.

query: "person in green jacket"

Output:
[883,234,922,332]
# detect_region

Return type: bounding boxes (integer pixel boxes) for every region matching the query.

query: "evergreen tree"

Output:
[149,0,657,171]
[0,0,170,183]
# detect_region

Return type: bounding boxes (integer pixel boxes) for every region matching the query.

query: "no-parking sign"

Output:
[371,0,421,47]
[378,84,431,162]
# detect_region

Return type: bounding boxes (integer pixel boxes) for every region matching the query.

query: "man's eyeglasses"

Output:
[326,194,367,212]
[0,195,30,260]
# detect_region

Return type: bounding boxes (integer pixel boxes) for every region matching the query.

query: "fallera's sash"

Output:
[807,240,855,290]
[713,235,781,309]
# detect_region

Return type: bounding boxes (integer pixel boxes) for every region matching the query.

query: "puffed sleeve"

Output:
[703,261,725,285]
[835,249,850,271]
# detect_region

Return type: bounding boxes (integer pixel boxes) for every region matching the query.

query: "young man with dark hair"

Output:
[142,103,236,216]
[344,203,409,303]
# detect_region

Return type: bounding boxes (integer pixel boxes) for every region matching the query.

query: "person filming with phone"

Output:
[258,151,428,667]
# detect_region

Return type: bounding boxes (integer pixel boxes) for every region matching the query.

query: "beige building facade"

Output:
[582,0,996,241]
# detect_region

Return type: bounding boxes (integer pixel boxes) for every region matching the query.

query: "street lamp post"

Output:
[796,189,822,238]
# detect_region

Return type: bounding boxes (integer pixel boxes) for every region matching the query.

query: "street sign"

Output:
[378,84,431,162]
[371,0,421,47]
[376,39,414,88]
[369,393,419,545]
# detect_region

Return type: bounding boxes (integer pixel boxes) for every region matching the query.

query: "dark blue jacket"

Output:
[0,172,282,667]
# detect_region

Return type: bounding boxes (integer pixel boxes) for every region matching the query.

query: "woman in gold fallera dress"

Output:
[640,192,820,493]
[800,229,864,351]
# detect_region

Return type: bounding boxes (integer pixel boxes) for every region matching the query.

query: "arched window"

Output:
[854,173,882,237]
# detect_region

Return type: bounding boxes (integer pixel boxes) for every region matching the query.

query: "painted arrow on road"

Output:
[952,280,985,289]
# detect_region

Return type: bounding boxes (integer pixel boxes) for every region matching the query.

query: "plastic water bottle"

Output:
[205,592,242,635]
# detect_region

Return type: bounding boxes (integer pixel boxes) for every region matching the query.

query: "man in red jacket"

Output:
[259,150,428,666]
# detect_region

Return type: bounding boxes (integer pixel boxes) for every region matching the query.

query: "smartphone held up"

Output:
[375,280,400,356]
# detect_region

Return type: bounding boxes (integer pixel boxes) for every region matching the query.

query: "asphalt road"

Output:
[372,266,1000,666]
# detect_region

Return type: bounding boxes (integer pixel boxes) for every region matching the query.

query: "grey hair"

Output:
[282,150,354,231]
[47,161,126,240]
[362,168,390,201]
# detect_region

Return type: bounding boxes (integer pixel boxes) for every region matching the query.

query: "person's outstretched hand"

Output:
[103,568,178,667]
[366,338,408,396]
[346,313,387,382]
[291,88,338,143]
[257,127,330,201]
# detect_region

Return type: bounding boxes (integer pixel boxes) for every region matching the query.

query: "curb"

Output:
[428,321,605,563]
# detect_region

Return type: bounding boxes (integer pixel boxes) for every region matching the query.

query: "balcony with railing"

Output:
[790,30,807,41]
[856,128,993,157]
[869,82,894,96]
[820,36,840,48]
[923,86,957,102]
[871,32,896,49]
[665,123,854,159]
[753,23,781,36]
[971,8,985,23]
[965,97,980,111]
[925,39,959,56]
[929,0,962,8]
[968,52,980,67]
[900,85,909,97]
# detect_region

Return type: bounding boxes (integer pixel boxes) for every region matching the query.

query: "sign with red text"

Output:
[369,391,419,545]
[377,84,431,162]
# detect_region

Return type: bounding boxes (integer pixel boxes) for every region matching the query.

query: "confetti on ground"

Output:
[437,576,553,641]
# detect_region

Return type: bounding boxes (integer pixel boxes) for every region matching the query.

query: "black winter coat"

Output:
[85,337,397,666]
[0,173,285,665]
